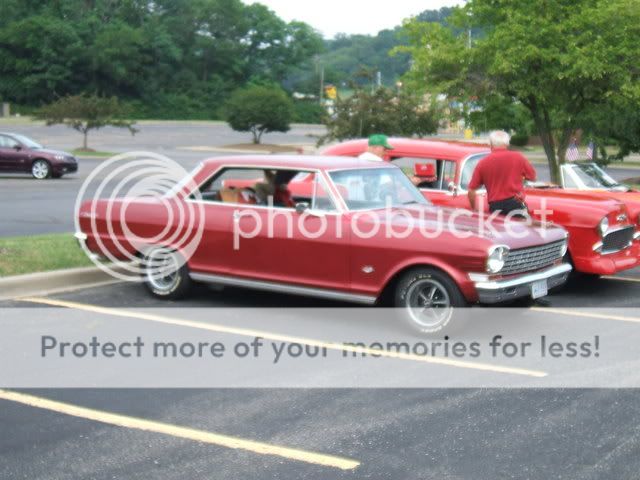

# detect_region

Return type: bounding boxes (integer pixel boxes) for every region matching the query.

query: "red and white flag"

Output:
[566,142,580,162]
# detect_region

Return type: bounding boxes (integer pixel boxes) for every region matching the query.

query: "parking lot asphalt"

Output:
[1,273,640,479]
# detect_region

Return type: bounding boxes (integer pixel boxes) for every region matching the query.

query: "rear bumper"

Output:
[472,263,572,304]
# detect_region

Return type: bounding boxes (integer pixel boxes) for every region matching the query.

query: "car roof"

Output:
[324,137,490,161]
[201,154,397,171]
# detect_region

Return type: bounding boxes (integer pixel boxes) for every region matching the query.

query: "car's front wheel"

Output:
[31,159,51,179]
[394,267,467,334]
[142,247,191,300]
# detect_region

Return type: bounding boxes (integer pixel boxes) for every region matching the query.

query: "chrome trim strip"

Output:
[189,272,377,305]
[634,232,640,241]
[74,231,88,240]
[473,263,572,291]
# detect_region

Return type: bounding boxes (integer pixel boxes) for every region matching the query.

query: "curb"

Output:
[0,265,127,301]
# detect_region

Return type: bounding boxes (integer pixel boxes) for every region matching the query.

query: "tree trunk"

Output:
[83,129,88,150]
[527,98,561,184]
[251,127,262,144]
[555,126,574,166]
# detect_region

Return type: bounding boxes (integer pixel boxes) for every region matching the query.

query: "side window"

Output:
[194,168,264,202]
[194,168,324,209]
[459,154,487,190]
[391,157,446,190]
[0,136,18,148]
[441,160,457,189]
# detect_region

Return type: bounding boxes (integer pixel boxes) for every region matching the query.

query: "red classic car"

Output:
[324,139,640,276]
[76,155,570,333]
[550,162,640,233]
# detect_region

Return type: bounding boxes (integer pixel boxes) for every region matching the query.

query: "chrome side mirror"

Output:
[295,202,310,214]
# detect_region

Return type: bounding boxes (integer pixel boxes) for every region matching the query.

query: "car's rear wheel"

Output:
[142,247,191,300]
[394,267,467,334]
[31,159,51,179]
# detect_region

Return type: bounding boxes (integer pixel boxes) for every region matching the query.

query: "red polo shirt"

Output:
[468,148,536,203]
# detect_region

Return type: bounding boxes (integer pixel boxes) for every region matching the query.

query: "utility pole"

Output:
[319,65,324,105]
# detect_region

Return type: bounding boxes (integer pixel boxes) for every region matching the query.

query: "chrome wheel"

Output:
[405,278,452,329]
[145,249,181,295]
[32,160,50,179]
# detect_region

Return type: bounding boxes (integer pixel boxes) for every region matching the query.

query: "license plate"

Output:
[531,280,548,299]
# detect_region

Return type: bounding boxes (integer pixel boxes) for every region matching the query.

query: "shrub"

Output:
[509,133,529,147]
[224,86,293,144]
[292,100,325,124]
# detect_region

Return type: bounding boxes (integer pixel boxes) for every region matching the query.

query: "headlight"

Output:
[54,154,64,160]
[560,239,568,257]
[486,245,510,274]
[598,216,609,237]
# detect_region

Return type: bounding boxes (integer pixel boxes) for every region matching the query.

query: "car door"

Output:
[230,170,350,291]
[0,135,29,172]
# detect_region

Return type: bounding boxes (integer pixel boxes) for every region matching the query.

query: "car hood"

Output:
[357,204,567,250]
[34,148,74,158]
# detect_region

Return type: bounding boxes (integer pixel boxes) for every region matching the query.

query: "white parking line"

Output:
[20,296,548,378]
[530,306,640,324]
[0,389,360,470]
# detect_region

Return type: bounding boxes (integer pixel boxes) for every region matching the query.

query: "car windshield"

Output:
[569,163,621,189]
[329,167,429,210]
[11,134,42,149]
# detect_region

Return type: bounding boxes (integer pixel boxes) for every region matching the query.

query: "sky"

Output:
[242,0,463,38]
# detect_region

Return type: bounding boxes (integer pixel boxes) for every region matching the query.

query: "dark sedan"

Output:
[0,132,78,179]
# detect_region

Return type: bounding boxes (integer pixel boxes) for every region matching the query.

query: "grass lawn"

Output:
[0,233,92,277]
[71,148,117,158]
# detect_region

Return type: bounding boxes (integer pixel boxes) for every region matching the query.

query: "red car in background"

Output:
[324,139,640,277]
[548,162,640,230]
[76,155,570,333]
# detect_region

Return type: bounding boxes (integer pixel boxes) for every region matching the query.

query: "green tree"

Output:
[0,15,84,104]
[320,87,442,144]
[36,94,137,150]
[224,86,293,144]
[397,0,640,183]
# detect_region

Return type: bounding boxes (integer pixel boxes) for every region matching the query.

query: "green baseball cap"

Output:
[368,134,394,150]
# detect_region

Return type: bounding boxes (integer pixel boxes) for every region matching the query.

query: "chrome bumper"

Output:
[472,263,572,304]
[74,231,104,261]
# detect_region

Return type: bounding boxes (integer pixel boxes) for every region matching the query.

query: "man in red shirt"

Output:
[468,130,537,216]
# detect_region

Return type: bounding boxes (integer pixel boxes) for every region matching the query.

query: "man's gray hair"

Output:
[489,130,511,148]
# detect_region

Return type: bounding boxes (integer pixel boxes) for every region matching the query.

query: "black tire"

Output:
[142,247,191,300]
[393,267,468,335]
[31,159,51,179]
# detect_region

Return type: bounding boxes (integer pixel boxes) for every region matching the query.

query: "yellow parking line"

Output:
[530,306,640,324]
[602,275,640,283]
[0,389,360,470]
[19,296,547,377]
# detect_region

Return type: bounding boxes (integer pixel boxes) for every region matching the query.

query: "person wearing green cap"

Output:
[358,134,394,162]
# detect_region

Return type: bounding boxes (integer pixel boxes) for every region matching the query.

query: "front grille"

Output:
[602,226,634,253]
[501,240,565,275]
